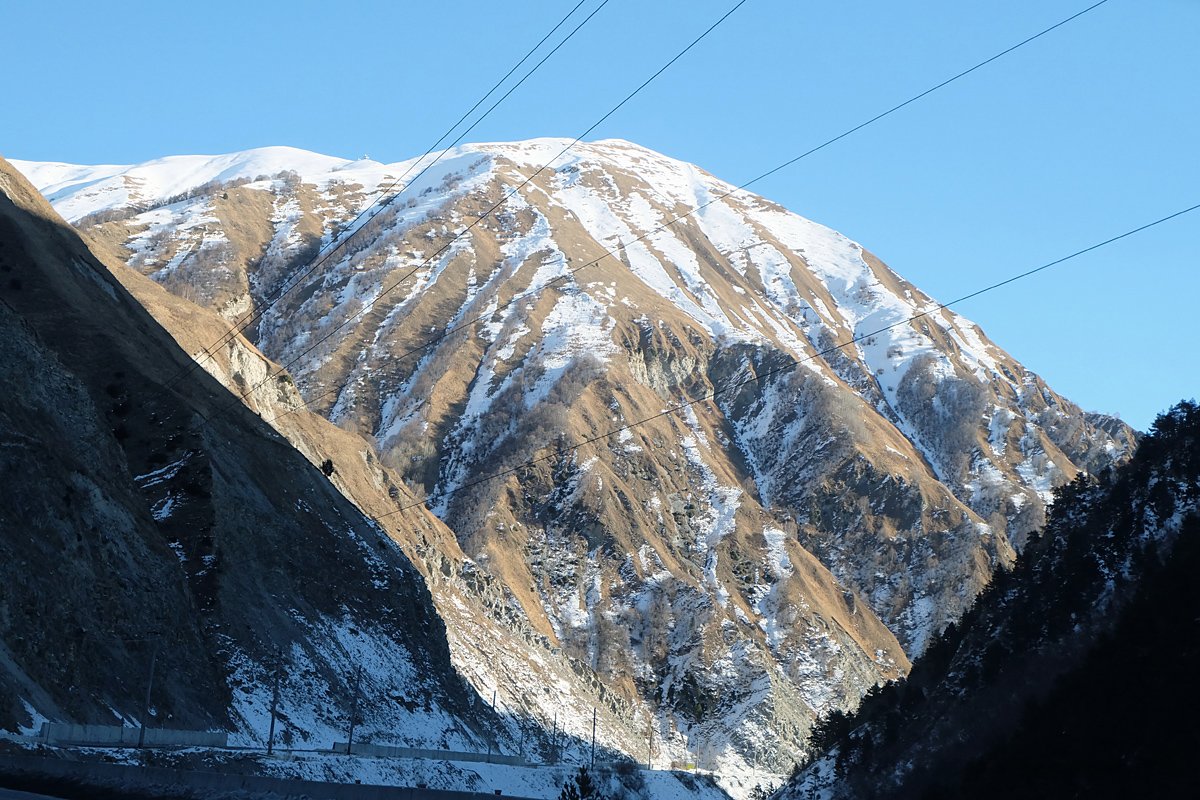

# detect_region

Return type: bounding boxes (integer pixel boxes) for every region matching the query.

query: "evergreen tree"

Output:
[559,765,604,799]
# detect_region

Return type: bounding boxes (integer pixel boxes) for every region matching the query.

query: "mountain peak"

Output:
[12,138,729,224]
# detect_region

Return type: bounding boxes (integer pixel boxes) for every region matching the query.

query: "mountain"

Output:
[780,400,1200,799]
[13,140,1134,787]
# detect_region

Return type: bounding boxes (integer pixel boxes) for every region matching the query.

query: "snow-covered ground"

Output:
[0,736,734,800]
[258,752,733,800]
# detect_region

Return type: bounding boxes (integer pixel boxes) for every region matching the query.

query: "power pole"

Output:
[266,646,282,756]
[346,664,363,755]
[590,707,597,768]
[646,714,653,770]
[551,710,558,764]
[138,643,160,748]
[487,688,498,761]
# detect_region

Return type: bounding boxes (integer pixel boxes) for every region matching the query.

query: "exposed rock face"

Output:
[14,141,1134,785]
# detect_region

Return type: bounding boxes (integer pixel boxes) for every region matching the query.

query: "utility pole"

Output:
[138,642,160,748]
[551,710,558,764]
[346,664,363,756]
[266,646,282,756]
[487,689,498,761]
[590,707,597,768]
[646,715,653,771]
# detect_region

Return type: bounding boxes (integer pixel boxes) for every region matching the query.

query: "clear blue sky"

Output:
[3,0,1196,430]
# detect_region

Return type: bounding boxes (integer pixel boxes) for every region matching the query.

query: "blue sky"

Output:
[4,0,1196,430]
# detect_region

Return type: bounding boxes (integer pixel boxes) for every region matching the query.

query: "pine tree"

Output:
[559,765,604,799]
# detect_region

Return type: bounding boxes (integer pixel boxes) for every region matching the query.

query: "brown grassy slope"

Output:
[98,253,472,576]
[81,192,727,765]
[77,158,917,763]
[81,172,912,769]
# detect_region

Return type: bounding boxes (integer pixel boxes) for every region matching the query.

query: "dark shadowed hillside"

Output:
[0,157,488,748]
[782,400,1200,799]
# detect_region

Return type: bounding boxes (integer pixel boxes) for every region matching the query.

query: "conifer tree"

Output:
[559,765,604,799]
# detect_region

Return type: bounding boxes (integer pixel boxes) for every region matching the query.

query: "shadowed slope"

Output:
[0,157,486,750]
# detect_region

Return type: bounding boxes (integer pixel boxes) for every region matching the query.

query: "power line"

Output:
[164,0,607,390]
[257,0,1114,427]
[200,0,751,428]
[375,201,1200,518]
[739,0,1112,189]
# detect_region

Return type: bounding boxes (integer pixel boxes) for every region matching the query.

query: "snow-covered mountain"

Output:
[13,140,1135,793]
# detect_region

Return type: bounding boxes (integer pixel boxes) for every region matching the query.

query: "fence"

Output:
[37,723,228,748]
[332,742,528,767]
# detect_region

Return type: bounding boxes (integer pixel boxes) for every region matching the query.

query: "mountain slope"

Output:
[14,140,1134,783]
[781,400,1200,799]
[0,156,497,753]
[97,211,757,789]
